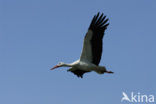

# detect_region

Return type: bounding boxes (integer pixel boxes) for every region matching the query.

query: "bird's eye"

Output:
[58,62,63,65]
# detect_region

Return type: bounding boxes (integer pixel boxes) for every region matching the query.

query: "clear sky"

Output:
[0,0,156,104]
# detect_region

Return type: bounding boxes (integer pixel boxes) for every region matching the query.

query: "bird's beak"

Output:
[50,65,60,70]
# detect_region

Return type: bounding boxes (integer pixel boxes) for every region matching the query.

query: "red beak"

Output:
[50,65,59,70]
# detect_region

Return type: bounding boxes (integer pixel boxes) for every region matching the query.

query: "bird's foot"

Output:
[106,70,114,74]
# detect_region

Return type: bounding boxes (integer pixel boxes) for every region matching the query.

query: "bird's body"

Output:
[68,60,97,72]
[51,12,114,78]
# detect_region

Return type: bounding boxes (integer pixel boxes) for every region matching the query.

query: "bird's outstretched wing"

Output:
[80,12,109,65]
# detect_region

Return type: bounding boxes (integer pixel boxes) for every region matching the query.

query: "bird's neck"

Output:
[63,63,73,67]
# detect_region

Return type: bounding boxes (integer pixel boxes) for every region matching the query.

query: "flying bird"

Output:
[51,12,114,78]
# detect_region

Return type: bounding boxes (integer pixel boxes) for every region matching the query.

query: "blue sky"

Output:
[0,0,156,104]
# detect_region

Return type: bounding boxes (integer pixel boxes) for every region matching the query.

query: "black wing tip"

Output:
[89,12,109,30]
[78,75,83,78]
[68,70,86,78]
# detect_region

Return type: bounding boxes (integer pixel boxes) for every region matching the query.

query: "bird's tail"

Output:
[94,66,106,74]
[95,66,114,74]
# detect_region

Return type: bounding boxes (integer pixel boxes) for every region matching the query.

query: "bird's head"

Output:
[50,62,65,70]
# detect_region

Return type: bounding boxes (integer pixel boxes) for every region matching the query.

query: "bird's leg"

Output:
[105,70,114,74]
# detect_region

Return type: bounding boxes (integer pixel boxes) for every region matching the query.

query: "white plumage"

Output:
[51,12,113,78]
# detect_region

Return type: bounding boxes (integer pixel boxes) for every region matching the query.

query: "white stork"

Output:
[51,12,114,78]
